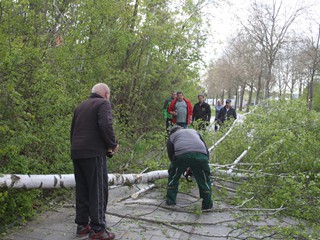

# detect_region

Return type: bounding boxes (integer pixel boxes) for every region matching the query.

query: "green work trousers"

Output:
[166,152,213,209]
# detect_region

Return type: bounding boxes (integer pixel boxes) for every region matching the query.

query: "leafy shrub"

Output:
[212,99,320,226]
[0,189,41,231]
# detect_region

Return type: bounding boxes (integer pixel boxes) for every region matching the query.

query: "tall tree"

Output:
[301,24,320,110]
[0,0,209,226]
[242,0,306,99]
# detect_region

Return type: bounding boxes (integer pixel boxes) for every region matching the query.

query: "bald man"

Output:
[71,83,119,240]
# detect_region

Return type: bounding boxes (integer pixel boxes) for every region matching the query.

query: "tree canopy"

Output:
[0,0,207,227]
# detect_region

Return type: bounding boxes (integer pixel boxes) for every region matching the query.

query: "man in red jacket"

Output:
[168,91,193,129]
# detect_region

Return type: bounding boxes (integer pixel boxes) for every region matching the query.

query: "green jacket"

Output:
[163,97,174,119]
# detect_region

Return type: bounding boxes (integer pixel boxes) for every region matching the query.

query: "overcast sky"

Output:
[201,0,320,65]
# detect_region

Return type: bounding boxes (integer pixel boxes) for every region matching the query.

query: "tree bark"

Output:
[246,82,253,112]
[0,171,168,189]
[239,82,246,111]
[255,67,262,105]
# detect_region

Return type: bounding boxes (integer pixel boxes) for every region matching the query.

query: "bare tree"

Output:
[286,38,304,99]
[229,32,266,111]
[204,56,234,103]
[205,31,266,111]
[289,47,308,99]
[242,0,307,99]
[300,24,320,110]
[274,45,291,100]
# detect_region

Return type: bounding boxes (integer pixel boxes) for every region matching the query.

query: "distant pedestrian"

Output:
[217,99,237,125]
[192,94,211,130]
[163,91,177,134]
[166,126,213,210]
[168,91,193,129]
[215,100,223,120]
[214,100,223,131]
[71,83,119,240]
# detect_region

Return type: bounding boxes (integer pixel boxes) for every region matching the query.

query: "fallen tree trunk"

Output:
[0,174,75,189]
[0,167,252,189]
[227,146,251,174]
[0,170,168,189]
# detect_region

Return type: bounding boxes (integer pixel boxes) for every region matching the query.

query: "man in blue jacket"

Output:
[166,126,213,210]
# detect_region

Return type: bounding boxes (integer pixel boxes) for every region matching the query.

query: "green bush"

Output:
[212,99,320,225]
[0,189,40,230]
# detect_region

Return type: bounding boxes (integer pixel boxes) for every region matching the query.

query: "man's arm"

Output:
[206,104,211,121]
[163,99,169,119]
[192,103,197,121]
[70,110,76,144]
[168,99,176,115]
[217,107,226,124]
[98,100,118,149]
[166,138,174,161]
[199,133,209,158]
[233,109,237,119]
[163,99,169,109]
[187,99,193,122]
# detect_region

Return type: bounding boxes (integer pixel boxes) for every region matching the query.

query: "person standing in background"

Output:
[217,99,237,125]
[163,91,177,134]
[214,99,223,131]
[192,94,211,130]
[168,91,193,129]
[215,100,223,120]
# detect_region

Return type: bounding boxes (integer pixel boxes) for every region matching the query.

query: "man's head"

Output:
[225,99,231,108]
[176,91,184,101]
[217,100,221,105]
[169,126,182,135]
[92,83,110,100]
[171,91,177,99]
[198,94,204,103]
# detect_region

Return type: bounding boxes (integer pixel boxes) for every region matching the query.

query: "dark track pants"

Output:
[166,152,213,209]
[73,156,108,232]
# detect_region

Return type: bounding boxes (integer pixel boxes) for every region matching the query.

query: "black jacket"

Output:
[217,106,237,124]
[71,93,117,159]
[192,102,211,122]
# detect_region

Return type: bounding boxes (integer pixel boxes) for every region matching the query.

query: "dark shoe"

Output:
[89,229,115,240]
[166,200,176,206]
[202,203,213,210]
[202,201,213,210]
[76,224,91,239]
